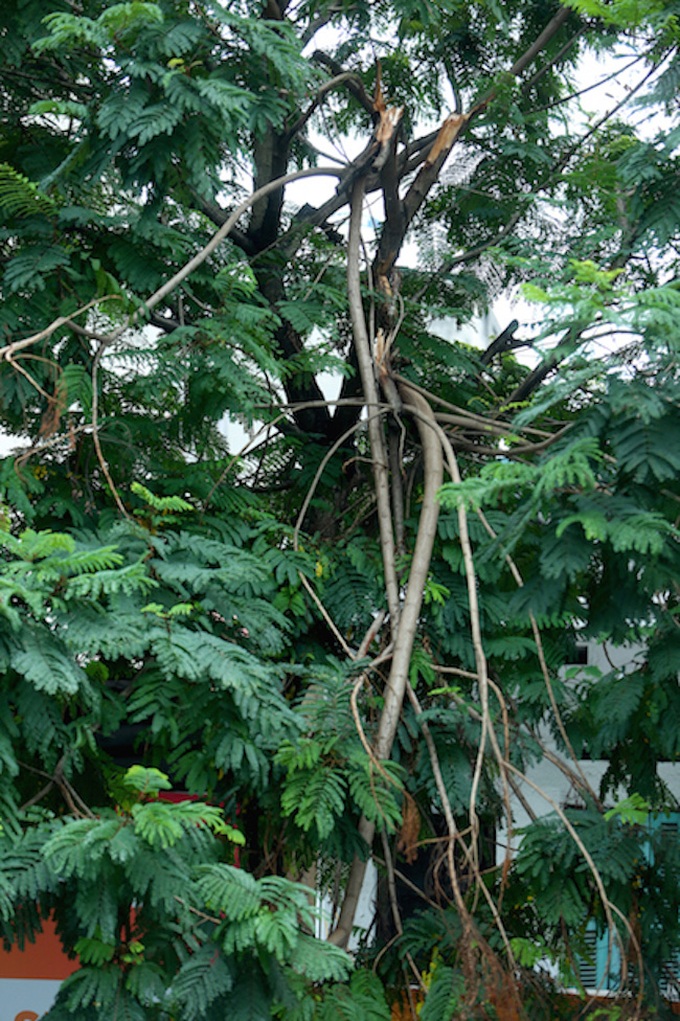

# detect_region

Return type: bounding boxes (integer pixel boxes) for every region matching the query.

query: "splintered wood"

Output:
[425,113,470,167]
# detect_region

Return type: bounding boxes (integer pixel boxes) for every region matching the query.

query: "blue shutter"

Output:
[578,921,621,991]
[578,812,679,996]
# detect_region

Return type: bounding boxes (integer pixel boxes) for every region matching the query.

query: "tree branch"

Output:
[311,50,375,116]
[329,380,443,947]
[345,178,400,627]
[0,295,121,362]
[286,72,365,141]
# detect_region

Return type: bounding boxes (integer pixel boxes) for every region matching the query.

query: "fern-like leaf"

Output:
[0,163,57,218]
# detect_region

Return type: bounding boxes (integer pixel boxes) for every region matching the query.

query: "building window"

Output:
[577,813,679,1000]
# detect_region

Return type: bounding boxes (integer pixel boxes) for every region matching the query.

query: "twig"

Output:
[90,341,130,518]
[299,573,353,657]
[173,896,221,926]
[0,295,122,362]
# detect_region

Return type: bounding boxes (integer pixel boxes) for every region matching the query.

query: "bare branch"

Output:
[0,295,122,362]
[311,50,375,116]
[346,179,401,627]
[143,167,344,317]
[90,341,130,520]
[286,72,365,140]
[507,6,573,81]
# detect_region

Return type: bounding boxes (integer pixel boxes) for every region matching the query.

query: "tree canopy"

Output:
[0,1,679,1018]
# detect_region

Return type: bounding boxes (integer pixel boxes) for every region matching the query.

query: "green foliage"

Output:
[604,793,651,826]
[439,437,604,512]
[419,964,465,1021]
[0,161,57,218]
[311,969,391,1021]
[0,0,678,1017]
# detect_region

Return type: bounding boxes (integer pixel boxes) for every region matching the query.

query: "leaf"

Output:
[4,246,71,293]
[131,481,194,513]
[73,935,116,966]
[0,163,57,218]
[604,794,650,826]
[291,933,352,983]
[123,765,172,795]
[280,765,347,839]
[12,634,86,696]
[195,864,261,920]
[169,944,234,1021]
[419,966,464,1021]
[60,965,121,1012]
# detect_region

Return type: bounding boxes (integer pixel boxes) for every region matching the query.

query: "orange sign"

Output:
[0,919,77,1021]
[0,918,77,981]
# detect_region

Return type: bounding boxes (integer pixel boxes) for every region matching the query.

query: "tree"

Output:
[0,1,679,1018]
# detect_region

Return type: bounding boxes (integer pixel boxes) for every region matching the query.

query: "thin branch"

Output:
[311,50,375,116]
[502,759,631,992]
[90,341,130,519]
[440,58,663,283]
[293,417,365,549]
[531,52,645,111]
[407,681,518,983]
[431,664,480,682]
[382,4,575,274]
[475,507,600,805]
[6,354,54,402]
[20,780,55,812]
[521,26,586,94]
[507,6,573,80]
[550,58,662,181]
[299,4,343,47]
[346,178,401,627]
[142,167,344,318]
[486,675,516,912]
[286,72,364,140]
[392,373,557,440]
[301,573,354,657]
[203,398,370,512]
[404,684,470,921]
[0,295,122,362]
[356,610,387,660]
